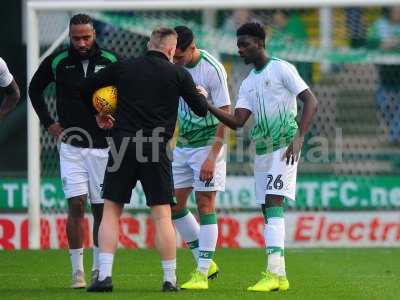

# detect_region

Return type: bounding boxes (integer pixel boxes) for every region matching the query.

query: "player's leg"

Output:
[181,146,225,290]
[151,204,178,292]
[86,199,123,292]
[85,147,109,282]
[87,139,136,292]
[172,187,200,260]
[60,143,89,288]
[87,199,124,293]
[67,195,87,288]
[140,147,178,292]
[196,191,218,275]
[263,196,289,291]
[180,191,218,290]
[247,198,284,292]
[90,203,103,281]
[248,147,297,292]
[98,199,123,272]
[171,147,200,261]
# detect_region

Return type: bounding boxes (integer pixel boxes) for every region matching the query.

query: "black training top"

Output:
[28,44,119,148]
[80,50,208,142]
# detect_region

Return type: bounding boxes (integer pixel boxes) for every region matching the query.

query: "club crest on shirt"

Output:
[265,80,271,87]
[95,65,106,73]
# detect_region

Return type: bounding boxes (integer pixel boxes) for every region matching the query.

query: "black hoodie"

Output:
[29,43,119,148]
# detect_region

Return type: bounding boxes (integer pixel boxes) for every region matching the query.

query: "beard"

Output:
[77,49,90,59]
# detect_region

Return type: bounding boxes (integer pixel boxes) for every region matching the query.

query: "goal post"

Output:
[26,0,400,249]
[27,4,40,250]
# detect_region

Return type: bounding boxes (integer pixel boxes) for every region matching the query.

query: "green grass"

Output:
[0,248,399,300]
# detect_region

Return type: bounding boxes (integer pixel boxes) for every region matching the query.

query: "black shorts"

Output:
[102,138,174,206]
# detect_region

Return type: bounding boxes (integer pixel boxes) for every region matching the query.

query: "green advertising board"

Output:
[0,176,399,211]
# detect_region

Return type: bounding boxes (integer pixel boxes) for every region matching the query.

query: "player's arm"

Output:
[208,80,251,130]
[28,55,63,137]
[297,89,318,139]
[208,64,231,147]
[210,105,230,153]
[281,63,318,164]
[0,79,20,120]
[200,67,231,181]
[179,69,208,117]
[199,105,230,182]
[207,105,251,130]
[80,61,120,114]
[283,88,318,165]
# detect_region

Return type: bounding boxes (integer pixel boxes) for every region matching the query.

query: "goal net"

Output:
[26,1,400,248]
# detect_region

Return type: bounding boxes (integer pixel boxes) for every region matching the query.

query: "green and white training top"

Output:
[177,49,231,148]
[235,58,308,155]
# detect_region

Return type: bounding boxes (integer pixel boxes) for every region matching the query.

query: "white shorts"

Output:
[60,143,109,204]
[254,146,298,205]
[172,145,226,192]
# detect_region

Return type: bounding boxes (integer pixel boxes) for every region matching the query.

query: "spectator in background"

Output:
[367,6,400,144]
[222,9,258,33]
[271,10,308,44]
[271,10,312,83]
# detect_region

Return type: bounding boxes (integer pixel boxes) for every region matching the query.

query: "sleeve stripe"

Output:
[200,50,229,92]
[101,50,118,63]
[51,50,68,79]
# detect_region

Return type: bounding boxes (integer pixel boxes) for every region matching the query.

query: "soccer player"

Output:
[80,27,208,293]
[207,23,318,292]
[171,26,231,290]
[28,14,119,289]
[0,57,20,119]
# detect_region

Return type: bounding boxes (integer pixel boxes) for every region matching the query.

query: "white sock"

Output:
[197,213,218,276]
[189,243,199,261]
[267,252,281,275]
[98,252,114,281]
[92,246,100,271]
[161,259,177,285]
[173,209,200,261]
[69,248,84,274]
[265,211,285,275]
[280,255,286,276]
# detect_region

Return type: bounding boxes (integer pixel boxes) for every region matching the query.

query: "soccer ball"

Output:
[92,85,117,114]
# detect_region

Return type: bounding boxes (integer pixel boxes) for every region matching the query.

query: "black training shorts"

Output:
[101,137,174,206]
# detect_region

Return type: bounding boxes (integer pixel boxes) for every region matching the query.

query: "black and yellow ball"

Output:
[92,85,117,114]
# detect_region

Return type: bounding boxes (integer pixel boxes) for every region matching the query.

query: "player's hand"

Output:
[196,85,208,99]
[48,122,64,138]
[199,157,216,184]
[96,113,115,129]
[282,135,304,165]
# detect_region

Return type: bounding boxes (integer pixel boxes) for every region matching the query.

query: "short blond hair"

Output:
[148,27,177,50]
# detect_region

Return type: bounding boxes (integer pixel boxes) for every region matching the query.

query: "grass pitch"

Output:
[0,248,399,300]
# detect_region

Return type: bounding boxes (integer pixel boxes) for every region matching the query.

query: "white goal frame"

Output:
[26,0,400,249]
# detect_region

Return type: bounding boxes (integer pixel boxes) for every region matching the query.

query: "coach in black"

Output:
[28,14,118,289]
[81,27,208,293]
